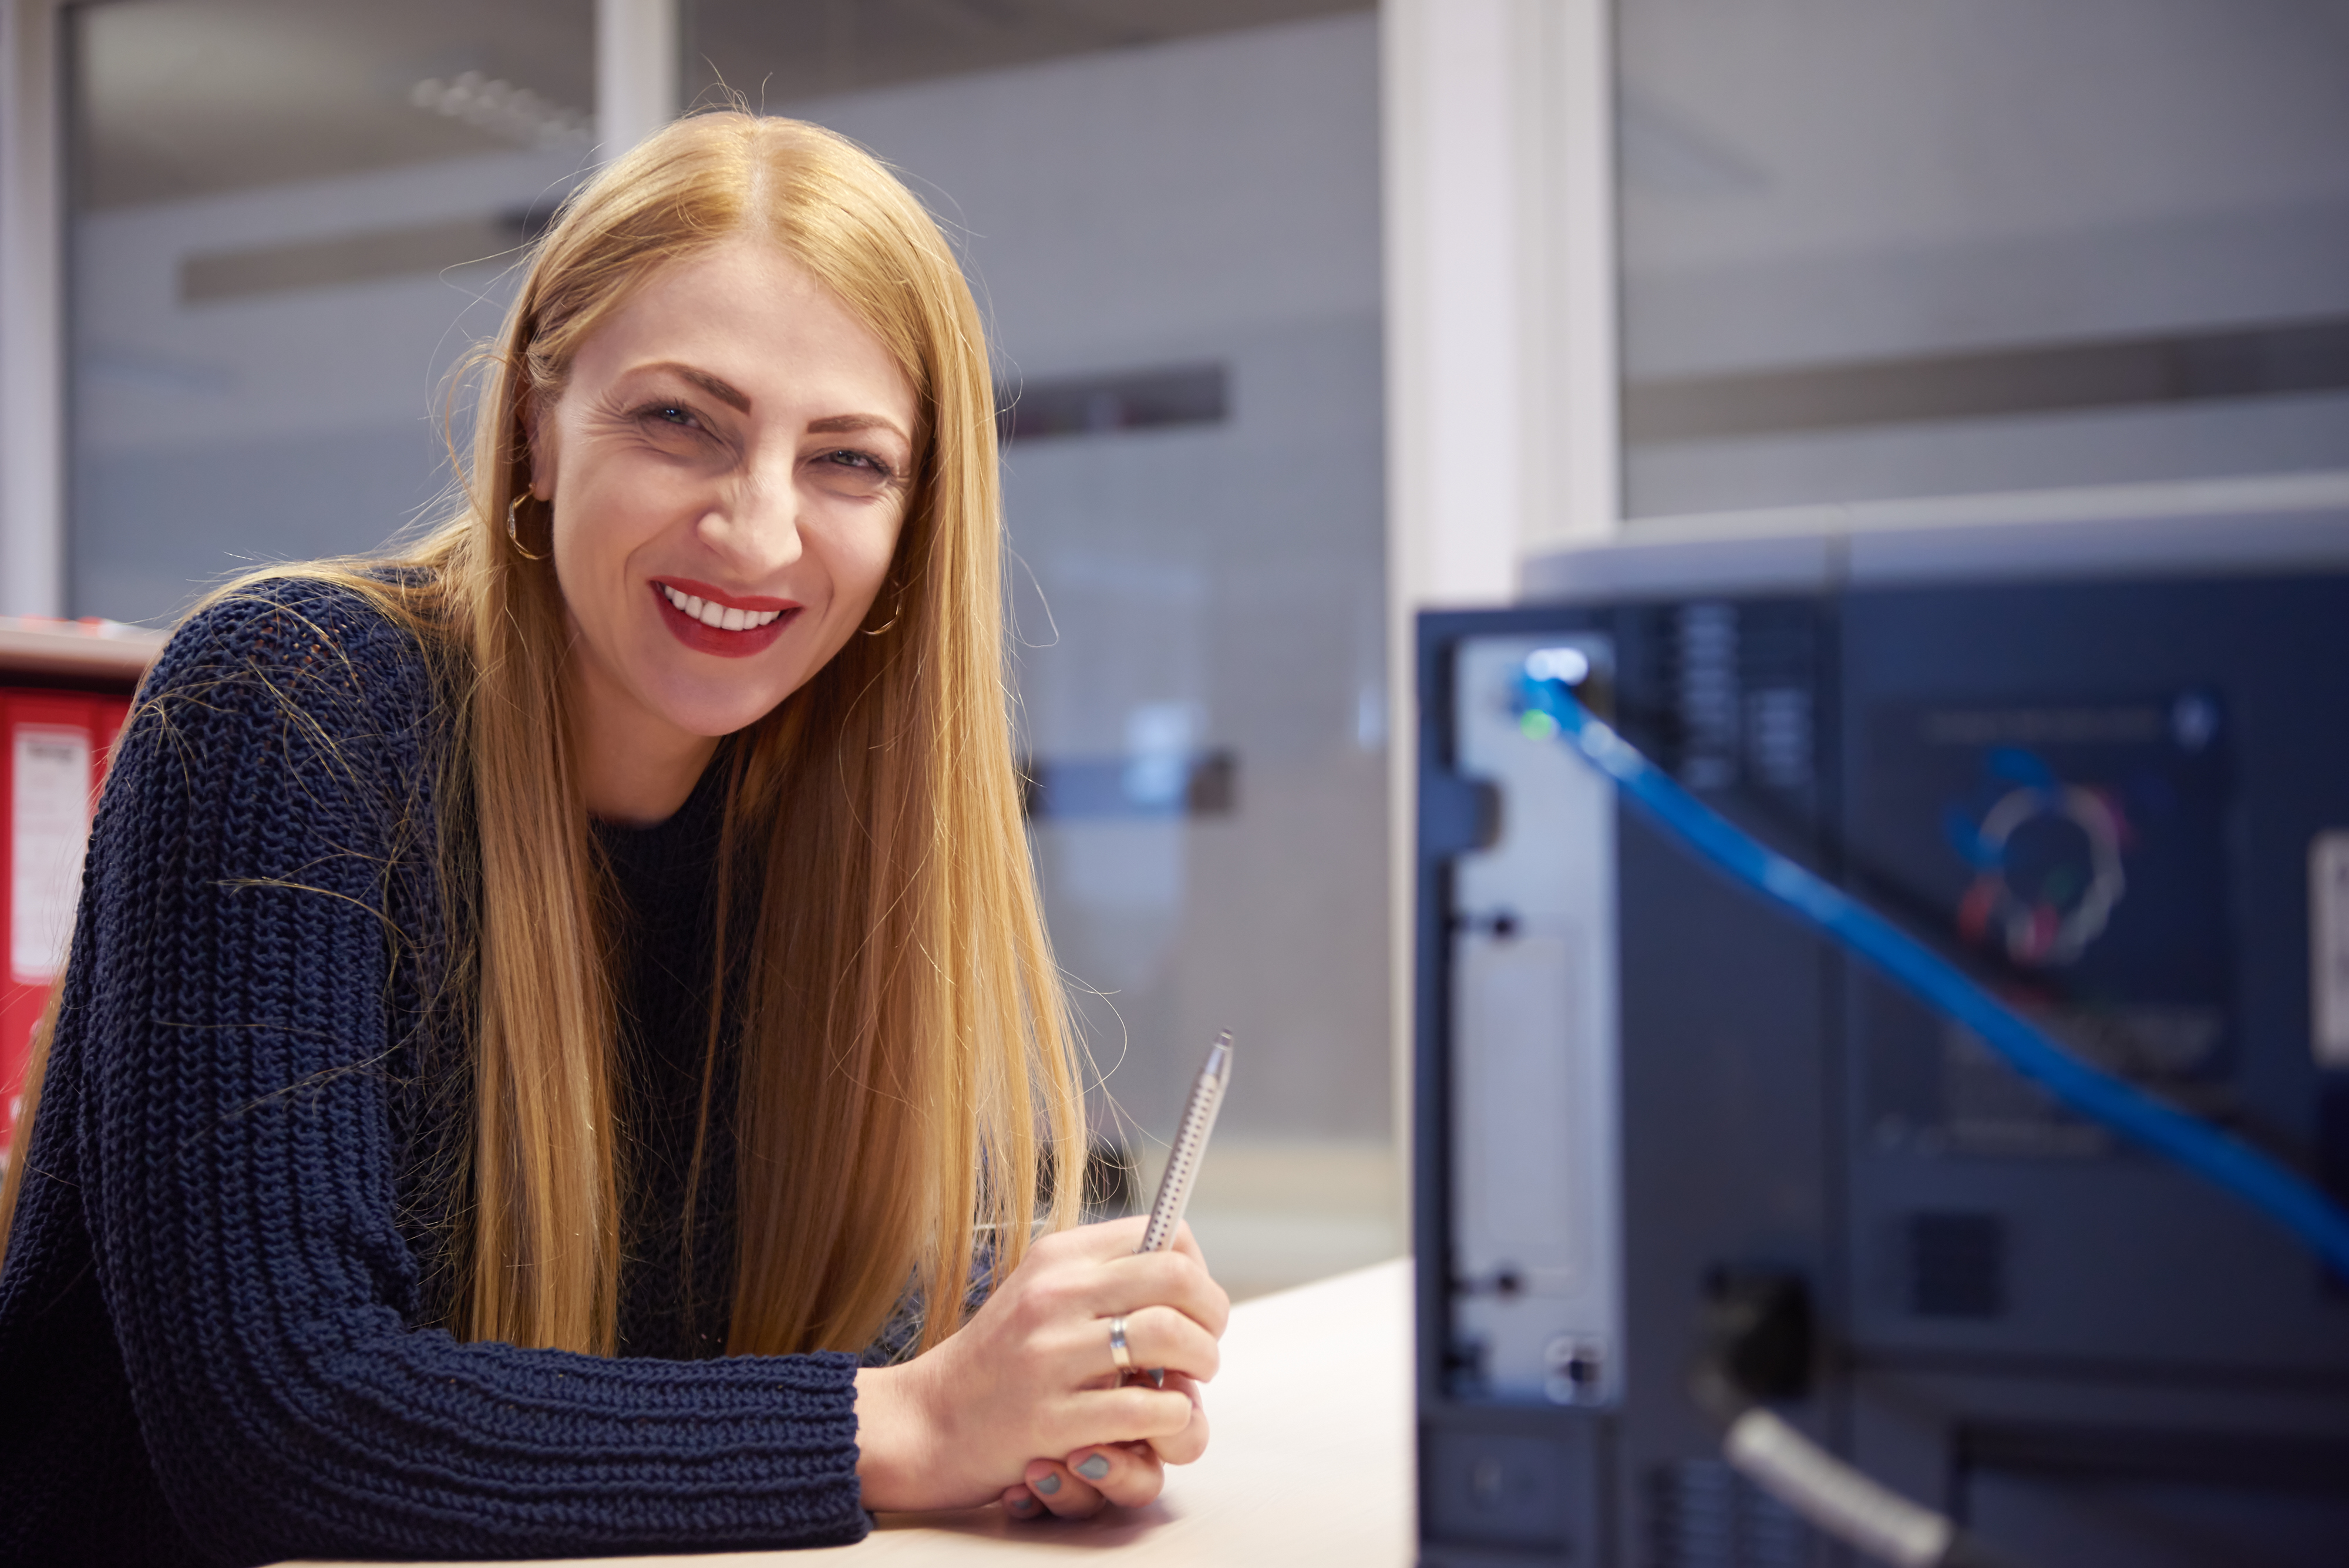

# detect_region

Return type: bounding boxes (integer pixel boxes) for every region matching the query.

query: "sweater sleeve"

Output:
[77,584,869,1565]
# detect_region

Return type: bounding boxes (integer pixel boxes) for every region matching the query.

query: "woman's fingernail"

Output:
[1035,1472,1062,1495]
[1076,1453,1111,1482]
[1008,1495,1038,1515]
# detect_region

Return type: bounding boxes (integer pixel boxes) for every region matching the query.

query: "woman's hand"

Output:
[854,1217,1227,1515]
[998,1367,1209,1522]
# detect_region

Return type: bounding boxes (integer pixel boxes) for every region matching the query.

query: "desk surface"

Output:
[287,1257,1416,1568]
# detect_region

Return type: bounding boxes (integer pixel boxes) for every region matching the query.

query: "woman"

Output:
[0,113,1226,1564]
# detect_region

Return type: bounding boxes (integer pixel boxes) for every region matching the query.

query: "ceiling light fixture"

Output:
[410,72,593,152]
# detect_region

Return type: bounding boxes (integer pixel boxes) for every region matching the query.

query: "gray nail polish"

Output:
[1009,1495,1036,1513]
[1035,1472,1062,1495]
[1076,1453,1111,1482]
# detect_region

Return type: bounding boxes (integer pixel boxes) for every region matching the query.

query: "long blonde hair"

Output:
[0,113,1085,1358]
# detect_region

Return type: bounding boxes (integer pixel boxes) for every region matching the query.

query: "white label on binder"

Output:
[12,726,92,985]
[2315,832,2349,1067]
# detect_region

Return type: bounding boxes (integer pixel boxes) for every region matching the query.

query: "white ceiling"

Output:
[76,0,594,207]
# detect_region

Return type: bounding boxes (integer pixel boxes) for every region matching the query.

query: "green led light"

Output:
[1519,709,1559,740]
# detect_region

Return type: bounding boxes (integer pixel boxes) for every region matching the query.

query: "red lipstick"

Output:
[651,579,799,658]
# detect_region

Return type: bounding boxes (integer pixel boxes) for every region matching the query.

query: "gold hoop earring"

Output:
[506,490,547,561]
[863,592,903,635]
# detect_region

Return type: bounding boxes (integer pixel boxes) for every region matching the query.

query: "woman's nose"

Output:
[698,466,805,577]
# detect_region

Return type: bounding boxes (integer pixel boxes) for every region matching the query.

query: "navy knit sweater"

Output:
[0,580,875,1564]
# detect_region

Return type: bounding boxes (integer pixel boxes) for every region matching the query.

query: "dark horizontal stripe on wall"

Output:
[1022,750,1237,820]
[997,364,1228,442]
[180,212,532,304]
[1624,317,2349,443]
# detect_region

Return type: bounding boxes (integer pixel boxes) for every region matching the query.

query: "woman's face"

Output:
[533,237,919,756]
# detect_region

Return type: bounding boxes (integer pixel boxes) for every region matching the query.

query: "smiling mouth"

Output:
[658,581,789,632]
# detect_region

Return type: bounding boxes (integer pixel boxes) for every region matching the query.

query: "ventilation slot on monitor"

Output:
[1645,1459,1813,1568]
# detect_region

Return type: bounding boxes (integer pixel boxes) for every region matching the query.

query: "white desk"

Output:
[287,1257,1416,1567]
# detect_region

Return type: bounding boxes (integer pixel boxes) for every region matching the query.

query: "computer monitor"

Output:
[1415,508,2349,1567]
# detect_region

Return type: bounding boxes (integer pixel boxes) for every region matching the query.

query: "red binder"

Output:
[1,692,131,1154]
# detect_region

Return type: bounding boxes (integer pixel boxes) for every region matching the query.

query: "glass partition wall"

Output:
[68,1,1394,1300]
[1616,0,2349,521]
[68,0,596,621]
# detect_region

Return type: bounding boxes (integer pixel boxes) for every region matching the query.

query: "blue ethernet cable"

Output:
[1516,668,2349,1280]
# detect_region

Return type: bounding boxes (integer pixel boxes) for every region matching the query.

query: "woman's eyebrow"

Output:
[637,362,752,412]
[807,412,910,445]
[631,365,904,445]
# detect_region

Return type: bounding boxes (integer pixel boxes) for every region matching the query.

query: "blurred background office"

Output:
[4,0,1394,1300]
[2,0,2345,1301]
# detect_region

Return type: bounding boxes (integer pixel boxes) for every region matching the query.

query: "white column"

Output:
[0,0,65,618]
[596,0,682,159]
[1381,0,1618,1194]
[1382,0,1617,607]
[1537,0,1622,561]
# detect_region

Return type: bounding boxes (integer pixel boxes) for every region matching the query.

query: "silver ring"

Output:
[1108,1314,1135,1374]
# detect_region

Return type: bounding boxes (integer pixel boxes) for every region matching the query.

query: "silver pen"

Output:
[1139,1030,1233,1254]
[1133,1031,1233,1384]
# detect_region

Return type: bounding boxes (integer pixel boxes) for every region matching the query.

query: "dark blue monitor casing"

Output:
[1415,510,2349,1567]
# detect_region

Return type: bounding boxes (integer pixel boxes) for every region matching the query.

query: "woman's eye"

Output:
[817,448,894,481]
[623,401,703,435]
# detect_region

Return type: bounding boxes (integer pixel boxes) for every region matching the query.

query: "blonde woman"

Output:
[0,113,1225,1563]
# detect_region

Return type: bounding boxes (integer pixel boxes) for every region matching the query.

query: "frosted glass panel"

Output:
[1617,0,2349,519]
[69,0,595,624]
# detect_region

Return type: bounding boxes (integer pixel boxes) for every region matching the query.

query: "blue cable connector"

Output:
[1516,669,2349,1278]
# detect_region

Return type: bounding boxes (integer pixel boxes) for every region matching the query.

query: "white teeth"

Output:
[661,583,784,631]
